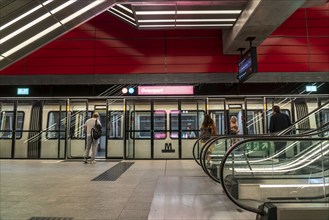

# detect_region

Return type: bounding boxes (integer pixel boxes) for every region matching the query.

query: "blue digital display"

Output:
[306,85,317,92]
[237,47,258,83]
[17,88,29,95]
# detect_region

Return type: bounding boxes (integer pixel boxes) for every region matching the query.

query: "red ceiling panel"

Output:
[25,57,95,66]
[257,46,309,55]
[94,39,165,49]
[95,56,164,65]
[166,64,236,73]
[29,48,95,58]
[166,56,238,65]
[25,65,95,75]
[309,63,329,72]
[309,54,329,63]
[94,64,166,74]
[271,27,307,36]
[258,63,309,72]
[261,37,308,46]
[309,45,329,54]
[308,37,329,45]
[95,47,165,57]
[258,55,309,63]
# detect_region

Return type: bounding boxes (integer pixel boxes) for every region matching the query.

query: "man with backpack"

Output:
[83,112,102,164]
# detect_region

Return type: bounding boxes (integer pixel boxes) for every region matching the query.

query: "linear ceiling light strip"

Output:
[0,0,53,31]
[110,7,135,21]
[0,0,105,61]
[138,19,236,23]
[135,10,241,15]
[108,11,137,26]
[117,4,133,14]
[177,10,241,14]
[139,24,233,28]
[0,0,77,44]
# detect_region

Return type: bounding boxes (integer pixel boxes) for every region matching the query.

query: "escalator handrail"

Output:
[219,136,329,215]
[193,100,329,167]
[277,100,329,136]
[199,127,329,183]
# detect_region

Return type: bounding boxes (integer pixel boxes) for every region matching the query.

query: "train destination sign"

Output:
[138,86,194,95]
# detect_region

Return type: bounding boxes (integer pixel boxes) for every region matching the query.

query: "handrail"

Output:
[193,100,329,168]
[277,100,329,136]
[219,136,329,215]
[200,128,329,184]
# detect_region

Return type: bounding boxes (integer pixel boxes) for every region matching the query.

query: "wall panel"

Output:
[1,4,328,76]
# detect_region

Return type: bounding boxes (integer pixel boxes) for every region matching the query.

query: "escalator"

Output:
[219,134,329,220]
[194,100,329,184]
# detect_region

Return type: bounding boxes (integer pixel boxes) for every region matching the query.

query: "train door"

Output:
[0,100,22,158]
[41,100,68,159]
[207,98,226,153]
[244,98,266,135]
[228,103,244,135]
[94,105,106,159]
[208,98,226,135]
[126,99,152,159]
[14,100,33,158]
[67,99,88,159]
[180,99,206,159]
[107,98,125,159]
[153,100,178,159]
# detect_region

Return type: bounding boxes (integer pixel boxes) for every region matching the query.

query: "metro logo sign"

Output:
[138,86,194,95]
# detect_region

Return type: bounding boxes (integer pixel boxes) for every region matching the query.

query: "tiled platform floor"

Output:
[0,159,256,220]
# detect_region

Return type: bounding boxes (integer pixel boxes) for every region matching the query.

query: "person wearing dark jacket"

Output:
[269,105,291,159]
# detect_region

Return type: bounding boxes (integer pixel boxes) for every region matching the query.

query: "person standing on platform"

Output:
[269,105,291,159]
[83,112,102,164]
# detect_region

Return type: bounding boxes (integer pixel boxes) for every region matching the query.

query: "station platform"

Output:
[0,159,256,220]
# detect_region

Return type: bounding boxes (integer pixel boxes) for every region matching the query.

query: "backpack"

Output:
[91,119,102,140]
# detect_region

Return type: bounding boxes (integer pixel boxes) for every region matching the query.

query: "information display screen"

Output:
[237,47,258,83]
[17,88,29,95]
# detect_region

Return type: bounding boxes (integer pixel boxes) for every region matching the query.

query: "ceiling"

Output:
[0,0,328,71]
[107,1,248,29]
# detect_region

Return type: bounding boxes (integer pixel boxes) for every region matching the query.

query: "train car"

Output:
[0,95,328,160]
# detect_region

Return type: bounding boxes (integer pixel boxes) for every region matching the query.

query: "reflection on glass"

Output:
[0,111,24,139]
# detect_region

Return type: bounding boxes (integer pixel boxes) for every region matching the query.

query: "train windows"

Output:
[316,109,329,136]
[170,110,204,139]
[70,111,87,139]
[131,111,166,139]
[246,110,263,134]
[154,111,167,139]
[210,111,225,135]
[109,111,123,139]
[0,111,24,139]
[47,111,66,139]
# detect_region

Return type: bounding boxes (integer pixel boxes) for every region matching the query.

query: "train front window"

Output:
[170,110,204,139]
[0,111,24,139]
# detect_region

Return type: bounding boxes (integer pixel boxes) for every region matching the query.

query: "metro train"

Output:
[0,95,328,159]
